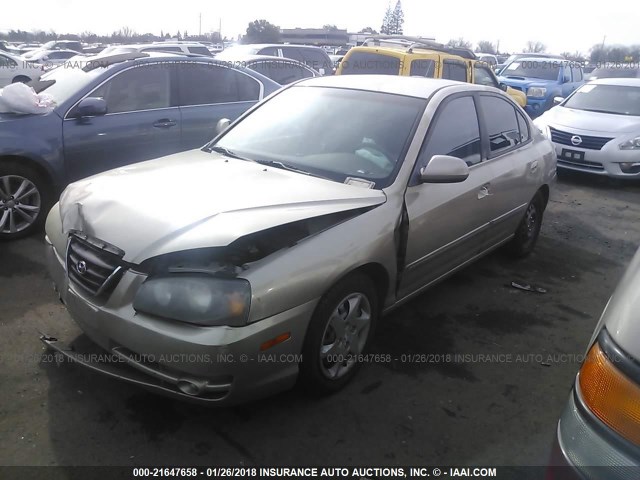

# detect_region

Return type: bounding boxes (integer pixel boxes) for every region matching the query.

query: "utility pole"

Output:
[199,13,202,36]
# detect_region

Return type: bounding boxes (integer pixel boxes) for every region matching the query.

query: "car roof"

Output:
[295,75,479,98]
[589,78,640,86]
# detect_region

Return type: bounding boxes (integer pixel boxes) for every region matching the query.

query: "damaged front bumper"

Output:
[44,237,318,406]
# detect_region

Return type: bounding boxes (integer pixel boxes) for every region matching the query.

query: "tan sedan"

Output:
[43,75,556,405]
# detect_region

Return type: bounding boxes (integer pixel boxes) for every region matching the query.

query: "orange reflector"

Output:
[579,342,640,446]
[260,332,291,351]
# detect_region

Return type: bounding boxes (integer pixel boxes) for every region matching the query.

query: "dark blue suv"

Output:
[0,52,280,239]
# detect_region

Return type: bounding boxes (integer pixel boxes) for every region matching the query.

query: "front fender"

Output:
[0,112,65,188]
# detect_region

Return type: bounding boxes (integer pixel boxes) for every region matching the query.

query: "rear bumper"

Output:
[45,238,318,406]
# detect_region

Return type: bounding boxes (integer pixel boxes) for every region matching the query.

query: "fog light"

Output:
[619,162,640,174]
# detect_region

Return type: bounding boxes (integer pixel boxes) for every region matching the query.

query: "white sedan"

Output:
[0,51,44,87]
[535,78,640,179]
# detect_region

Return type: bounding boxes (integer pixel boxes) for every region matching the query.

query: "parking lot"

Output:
[1,171,638,468]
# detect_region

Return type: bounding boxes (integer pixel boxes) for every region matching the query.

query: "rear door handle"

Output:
[478,183,492,199]
[153,119,177,128]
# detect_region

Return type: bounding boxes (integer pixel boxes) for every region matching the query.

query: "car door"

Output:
[62,62,182,182]
[176,62,263,150]
[475,94,539,245]
[398,94,498,299]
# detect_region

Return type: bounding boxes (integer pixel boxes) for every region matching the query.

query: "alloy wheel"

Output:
[0,175,41,234]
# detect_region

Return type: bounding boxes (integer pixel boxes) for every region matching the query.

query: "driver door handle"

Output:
[153,119,177,128]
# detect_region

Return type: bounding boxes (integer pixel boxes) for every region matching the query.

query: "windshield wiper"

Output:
[205,145,250,160]
[255,159,332,181]
[255,159,312,175]
[577,108,624,115]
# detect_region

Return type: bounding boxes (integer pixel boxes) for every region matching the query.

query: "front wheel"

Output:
[299,273,379,395]
[505,192,545,258]
[0,162,52,241]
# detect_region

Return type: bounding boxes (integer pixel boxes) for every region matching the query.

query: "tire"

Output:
[299,273,379,395]
[506,191,545,258]
[11,75,31,84]
[0,161,53,241]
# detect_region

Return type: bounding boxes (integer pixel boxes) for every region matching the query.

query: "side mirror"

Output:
[420,155,470,184]
[215,118,231,135]
[71,97,107,118]
[499,82,509,92]
[553,96,564,106]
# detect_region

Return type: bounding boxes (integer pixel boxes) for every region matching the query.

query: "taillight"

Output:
[579,342,640,445]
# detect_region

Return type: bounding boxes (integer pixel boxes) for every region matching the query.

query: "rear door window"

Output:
[177,63,260,105]
[410,59,436,77]
[442,60,468,82]
[250,60,313,85]
[257,47,280,57]
[341,52,401,75]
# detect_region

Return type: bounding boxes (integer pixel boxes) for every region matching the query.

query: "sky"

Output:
[2,0,638,54]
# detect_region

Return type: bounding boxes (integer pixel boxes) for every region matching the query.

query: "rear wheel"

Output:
[299,273,378,395]
[0,162,52,240]
[505,191,545,257]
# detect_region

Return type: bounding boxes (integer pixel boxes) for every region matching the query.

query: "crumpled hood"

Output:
[538,106,640,134]
[59,149,386,263]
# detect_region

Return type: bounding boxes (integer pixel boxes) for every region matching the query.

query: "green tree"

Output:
[389,0,405,35]
[323,24,339,31]
[476,40,496,54]
[358,27,379,34]
[380,5,393,34]
[244,19,281,44]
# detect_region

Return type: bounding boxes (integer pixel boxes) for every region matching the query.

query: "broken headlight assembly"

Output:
[133,275,251,327]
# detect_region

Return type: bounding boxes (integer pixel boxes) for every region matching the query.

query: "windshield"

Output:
[501,60,560,81]
[563,84,640,116]
[32,65,107,104]
[210,86,426,188]
[340,52,401,75]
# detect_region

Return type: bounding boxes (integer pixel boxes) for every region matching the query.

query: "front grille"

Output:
[66,234,126,297]
[557,158,605,171]
[549,127,614,150]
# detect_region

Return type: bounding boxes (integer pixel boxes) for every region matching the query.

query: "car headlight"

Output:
[527,87,547,98]
[619,136,640,150]
[133,275,251,326]
[532,118,550,138]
